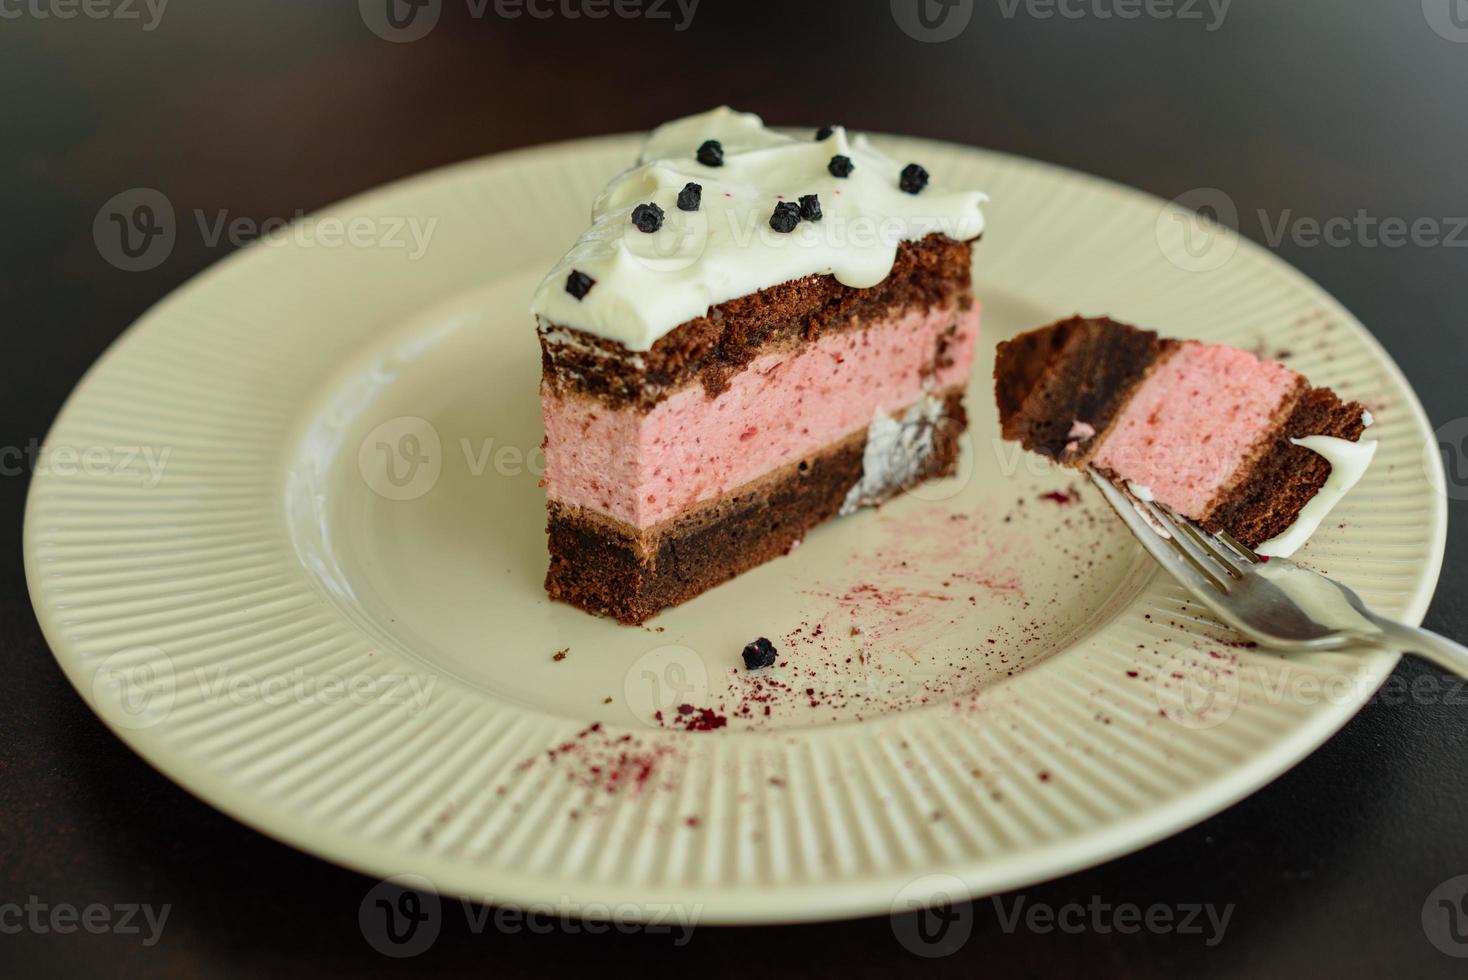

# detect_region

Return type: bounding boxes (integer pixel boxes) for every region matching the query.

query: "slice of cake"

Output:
[531,108,987,623]
[995,316,1377,557]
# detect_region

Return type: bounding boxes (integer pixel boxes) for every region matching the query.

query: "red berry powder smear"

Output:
[462,487,1159,830]
[633,492,1135,733]
[431,485,1263,838]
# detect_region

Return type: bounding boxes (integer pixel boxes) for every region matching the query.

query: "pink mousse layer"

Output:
[1094,341,1302,518]
[542,305,979,528]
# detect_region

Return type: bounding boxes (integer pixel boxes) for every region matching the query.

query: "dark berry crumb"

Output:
[696,140,724,167]
[899,163,929,194]
[828,154,854,178]
[815,125,837,141]
[679,707,727,732]
[799,194,822,222]
[631,203,665,233]
[742,637,778,670]
[565,270,595,300]
[677,182,702,212]
[769,202,801,233]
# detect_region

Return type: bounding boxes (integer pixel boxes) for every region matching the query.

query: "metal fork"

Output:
[1087,468,1468,677]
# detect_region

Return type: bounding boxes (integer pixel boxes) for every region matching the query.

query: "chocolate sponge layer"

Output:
[1202,387,1367,546]
[540,234,975,411]
[545,389,966,624]
[994,315,1175,462]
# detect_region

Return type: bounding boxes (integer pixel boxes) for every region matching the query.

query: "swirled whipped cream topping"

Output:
[530,107,988,351]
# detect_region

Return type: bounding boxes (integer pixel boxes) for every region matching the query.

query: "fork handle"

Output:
[1365,615,1468,679]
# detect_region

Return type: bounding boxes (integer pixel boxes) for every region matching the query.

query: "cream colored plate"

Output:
[25,133,1447,924]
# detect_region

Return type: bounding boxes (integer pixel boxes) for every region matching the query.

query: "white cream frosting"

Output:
[840,395,947,516]
[1256,435,1379,558]
[530,107,988,351]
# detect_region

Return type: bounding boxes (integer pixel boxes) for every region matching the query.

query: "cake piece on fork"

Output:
[994,315,1377,556]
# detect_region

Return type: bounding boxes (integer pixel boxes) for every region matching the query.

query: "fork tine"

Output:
[1168,512,1250,579]
[1136,500,1235,591]
[1152,503,1260,575]
[1086,470,1229,594]
[1216,530,1263,565]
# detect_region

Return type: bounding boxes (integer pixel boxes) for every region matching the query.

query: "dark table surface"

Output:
[4,1,1468,976]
